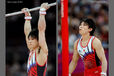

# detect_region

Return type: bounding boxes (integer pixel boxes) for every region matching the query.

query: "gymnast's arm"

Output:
[38,3,50,54]
[69,40,80,74]
[93,37,107,75]
[22,8,32,48]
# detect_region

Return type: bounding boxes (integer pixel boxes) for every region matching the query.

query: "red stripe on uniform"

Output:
[91,37,95,52]
[43,67,47,76]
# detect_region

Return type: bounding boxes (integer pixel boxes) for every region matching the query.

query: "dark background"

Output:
[6,0,56,76]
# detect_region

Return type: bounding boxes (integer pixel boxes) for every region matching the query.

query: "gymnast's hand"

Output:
[40,3,50,11]
[21,8,31,17]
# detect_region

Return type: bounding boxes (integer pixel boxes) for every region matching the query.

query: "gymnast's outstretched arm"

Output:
[22,8,32,49]
[38,3,50,54]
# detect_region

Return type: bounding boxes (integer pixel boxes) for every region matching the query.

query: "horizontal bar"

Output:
[6,2,56,17]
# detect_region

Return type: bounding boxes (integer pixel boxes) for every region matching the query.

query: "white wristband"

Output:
[24,16,32,20]
[101,72,106,76]
[40,8,46,12]
[39,11,46,15]
[69,74,71,76]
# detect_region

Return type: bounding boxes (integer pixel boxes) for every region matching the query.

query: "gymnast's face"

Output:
[28,36,39,50]
[79,22,92,35]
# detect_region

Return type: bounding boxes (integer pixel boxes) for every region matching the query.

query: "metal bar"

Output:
[6,2,56,17]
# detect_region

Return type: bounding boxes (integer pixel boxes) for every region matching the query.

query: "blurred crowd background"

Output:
[6,0,56,76]
[58,0,109,76]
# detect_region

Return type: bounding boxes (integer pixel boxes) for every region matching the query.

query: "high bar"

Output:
[5,2,56,17]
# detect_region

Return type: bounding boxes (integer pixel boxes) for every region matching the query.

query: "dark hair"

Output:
[80,18,96,36]
[28,29,41,53]
[28,29,39,40]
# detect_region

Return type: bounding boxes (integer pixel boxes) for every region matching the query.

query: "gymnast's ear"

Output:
[89,28,92,32]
